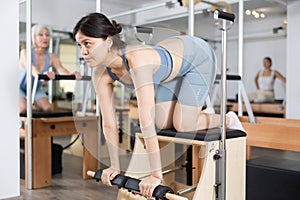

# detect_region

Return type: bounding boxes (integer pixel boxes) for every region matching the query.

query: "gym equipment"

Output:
[123,127,246,200]
[211,74,256,123]
[87,169,188,200]
[247,157,300,200]
[20,137,63,179]
[20,113,99,189]
[239,116,300,160]
[21,74,97,189]
[178,0,232,13]
[37,74,91,81]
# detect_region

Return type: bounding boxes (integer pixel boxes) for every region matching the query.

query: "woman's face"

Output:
[263,58,272,69]
[34,28,50,48]
[75,31,109,67]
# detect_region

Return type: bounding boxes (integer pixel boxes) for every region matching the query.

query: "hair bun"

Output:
[112,20,122,34]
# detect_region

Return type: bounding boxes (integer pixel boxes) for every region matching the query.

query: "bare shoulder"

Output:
[274,70,285,76]
[125,45,160,68]
[19,48,27,57]
[92,67,114,84]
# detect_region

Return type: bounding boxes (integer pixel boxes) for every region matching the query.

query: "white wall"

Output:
[286,1,300,119]
[0,0,20,199]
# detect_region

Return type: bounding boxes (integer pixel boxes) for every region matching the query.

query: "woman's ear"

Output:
[106,37,113,48]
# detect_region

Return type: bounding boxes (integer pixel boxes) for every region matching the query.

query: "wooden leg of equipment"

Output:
[22,116,99,189]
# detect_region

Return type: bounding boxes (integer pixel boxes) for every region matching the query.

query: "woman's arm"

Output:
[92,68,120,186]
[274,70,286,83]
[19,49,40,76]
[50,53,70,74]
[49,53,81,79]
[130,58,162,197]
[254,71,260,90]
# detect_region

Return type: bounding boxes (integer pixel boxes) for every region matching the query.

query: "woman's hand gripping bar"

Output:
[87,170,188,200]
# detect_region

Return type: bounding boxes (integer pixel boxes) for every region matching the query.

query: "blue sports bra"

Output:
[106,46,173,88]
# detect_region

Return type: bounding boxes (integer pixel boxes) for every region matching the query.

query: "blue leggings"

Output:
[155,36,217,107]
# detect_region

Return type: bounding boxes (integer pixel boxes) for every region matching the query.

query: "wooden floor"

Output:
[7,145,300,200]
[16,154,119,200]
[10,144,187,200]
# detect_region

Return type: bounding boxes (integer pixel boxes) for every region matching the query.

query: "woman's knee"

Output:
[42,104,53,112]
[35,98,53,112]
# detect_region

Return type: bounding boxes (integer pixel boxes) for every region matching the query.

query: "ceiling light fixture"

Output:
[245,9,265,19]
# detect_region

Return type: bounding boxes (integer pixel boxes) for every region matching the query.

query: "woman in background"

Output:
[19,24,81,113]
[251,57,286,103]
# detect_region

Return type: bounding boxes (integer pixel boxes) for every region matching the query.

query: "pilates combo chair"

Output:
[20,74,100,189]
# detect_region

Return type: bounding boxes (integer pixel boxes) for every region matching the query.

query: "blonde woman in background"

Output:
[19,24,81,113]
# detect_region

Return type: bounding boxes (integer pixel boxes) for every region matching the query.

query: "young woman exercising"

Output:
[73,12,244,198]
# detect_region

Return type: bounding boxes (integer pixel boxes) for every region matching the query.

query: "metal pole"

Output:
[19,0,26,5]
[213,9,230,200]
[202,0,224,8]
[108,0,178,19]
[188,0,195,36]
[220,26,227,200]
[96,0,101,13]
[26,0,33,189]
[96,0,102,168]
[96,0,101,116]
[238,0,244,116]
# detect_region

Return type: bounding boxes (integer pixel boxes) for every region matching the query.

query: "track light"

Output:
[245,9,265,19]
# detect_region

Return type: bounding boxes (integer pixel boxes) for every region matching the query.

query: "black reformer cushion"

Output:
[247,157,300,200]
[135,127,246,141]
[20,110,73,118]
[156,128,246,141]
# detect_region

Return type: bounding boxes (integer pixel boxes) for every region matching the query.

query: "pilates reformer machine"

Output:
[20,74,100,189]
[88,1,247,200]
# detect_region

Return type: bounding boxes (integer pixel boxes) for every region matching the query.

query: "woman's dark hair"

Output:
[73,12,126,49]
[264,57,272,65]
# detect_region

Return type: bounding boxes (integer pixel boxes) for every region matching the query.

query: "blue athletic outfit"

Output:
[19,49,50,101]
[106,35,217,107]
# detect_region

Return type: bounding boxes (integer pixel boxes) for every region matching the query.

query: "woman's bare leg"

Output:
[34,97,53,112]
[172,103,245,132]
[172,103,220,132]
[155,101,176,130]
[19,97,27,113]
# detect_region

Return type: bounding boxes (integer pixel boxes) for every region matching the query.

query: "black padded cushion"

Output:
[135,127,246,141]
[246,157,300,200]
[20,110,73,118]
